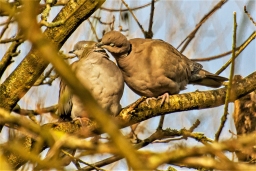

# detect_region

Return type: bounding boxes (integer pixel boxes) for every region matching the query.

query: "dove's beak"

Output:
[69,50,74,54]
[94,44,106,53]
[96,42,103,47]
[95,42,106,52]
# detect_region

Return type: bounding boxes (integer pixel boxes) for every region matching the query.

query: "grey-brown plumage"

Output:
[58,41,124,121]
[97,31,227,100]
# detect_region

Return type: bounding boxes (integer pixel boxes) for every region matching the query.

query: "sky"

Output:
[0,0,255,170]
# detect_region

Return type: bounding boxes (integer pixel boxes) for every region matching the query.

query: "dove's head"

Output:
[69,41,97,59]
[97,31,131,58]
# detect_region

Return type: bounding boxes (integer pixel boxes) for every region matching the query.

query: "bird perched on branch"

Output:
[58,41,124,121]
[97,31,228,105]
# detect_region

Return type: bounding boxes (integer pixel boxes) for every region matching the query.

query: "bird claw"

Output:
[146,97,157,106]
[158,93,170,106]
[146,93,170,107]
[73,117,90,127]
[73,117,83,126]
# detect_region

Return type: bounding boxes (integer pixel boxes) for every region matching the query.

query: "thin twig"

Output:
[12,104,58,116]
[87,18,100,42]
[177,0,228,53]
[39,2,67,28]
[33,67,55,86]
[189,119,201,132]
[157,115,165,130]
[62,150,105,171]
[0,36,23,43]
[91,16,114,25]
[41,74,59,86]
[154,119,212,144]
[215,31,256,75]
[0,32,23,78]
[121,0,146,36]
[146,0,155,38]
[215,12,237,141]
[0,18,14,26]
[244,6,256,26]
[191,47,239,62]
[0,16,12,38]
[100,0,158,12]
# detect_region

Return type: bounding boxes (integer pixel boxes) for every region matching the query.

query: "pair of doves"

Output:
[58,31,227,121]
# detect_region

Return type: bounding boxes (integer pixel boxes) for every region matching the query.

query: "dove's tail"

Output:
[189,69,228,88]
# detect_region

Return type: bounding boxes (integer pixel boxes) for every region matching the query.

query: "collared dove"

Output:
[97,31,228,104]
[58,41,124,121]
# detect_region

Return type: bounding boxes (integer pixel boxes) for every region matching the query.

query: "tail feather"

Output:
[189,69,228,88]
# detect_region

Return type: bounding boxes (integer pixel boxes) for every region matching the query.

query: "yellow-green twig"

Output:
[215,12,237,141]
[215,31,256,75]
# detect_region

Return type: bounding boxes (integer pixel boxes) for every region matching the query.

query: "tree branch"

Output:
[215,11,237,141]
[0,37,23,78]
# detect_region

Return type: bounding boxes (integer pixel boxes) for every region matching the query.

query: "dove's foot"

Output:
[158,92,170,106]
[146,97,157,106]
[146,93,170,107]
[73,117,91,126]
[74,117,83,126]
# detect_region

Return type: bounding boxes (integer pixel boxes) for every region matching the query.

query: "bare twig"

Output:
[0,36,23,43]
[191,47,240,62]
[33,65,60,87]
[33,67,55,86]
[121,0,146,36]
[146,0,155,38]
[0,16,12,38]
[215,12,237,141]
[0,33,23,78]
[244,6,256,26]
[157,115,165,130]
[189,119,201,132]
[62,150,105,171]
[39,1,67,28]
[92,16,114,25]
[91,15,115,31]
[0,18,14,26]
[177,0,228,53]
[215,31,256,75]
[87,19,100,42]
[12,104,58,116]
[154,119,212,144]
[100,0,158,12]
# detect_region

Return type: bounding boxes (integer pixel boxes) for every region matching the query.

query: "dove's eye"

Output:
[110,43,115,47]
[84,44,88,47]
